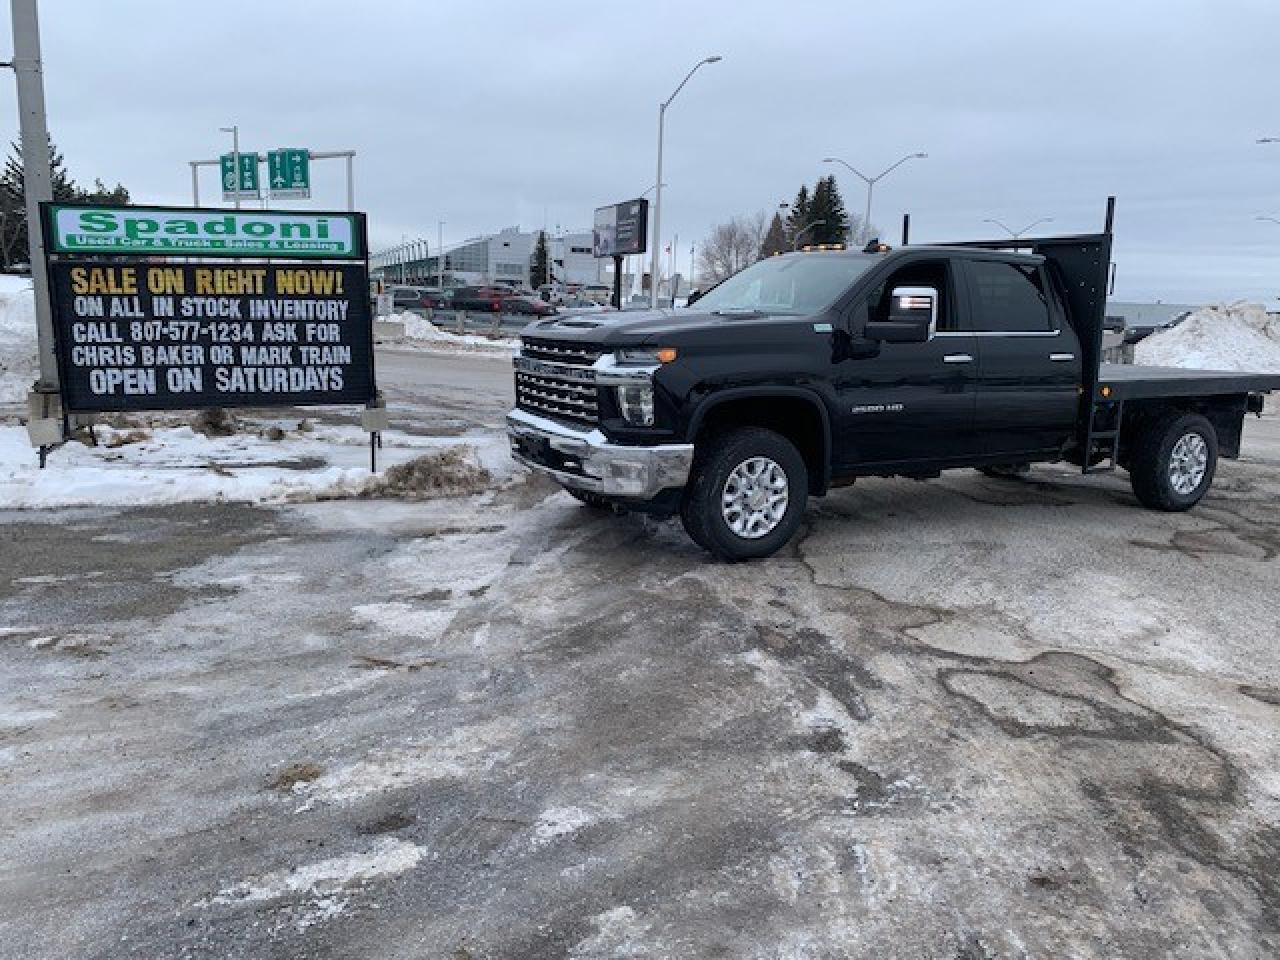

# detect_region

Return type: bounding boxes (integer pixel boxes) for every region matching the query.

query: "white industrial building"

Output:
[376,227,606,289]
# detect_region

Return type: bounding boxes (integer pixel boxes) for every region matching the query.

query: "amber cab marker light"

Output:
[657,347,679,364]
[1100,385,1112,398]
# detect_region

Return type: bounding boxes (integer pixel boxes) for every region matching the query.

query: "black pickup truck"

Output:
[507,200,1280,560]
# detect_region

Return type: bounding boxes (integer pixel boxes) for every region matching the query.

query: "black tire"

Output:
[563,486,613,510]
[680,427,808,561]
[1128,412,1218,511]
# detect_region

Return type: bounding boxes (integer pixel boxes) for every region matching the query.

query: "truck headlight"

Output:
[615,347,678,365]
[616,385,655,426]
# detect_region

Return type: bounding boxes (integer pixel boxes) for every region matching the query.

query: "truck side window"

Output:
[869,260,962,332]
[967,260,1054,333]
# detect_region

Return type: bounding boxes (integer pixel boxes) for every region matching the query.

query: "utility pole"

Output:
[7,0,62,452]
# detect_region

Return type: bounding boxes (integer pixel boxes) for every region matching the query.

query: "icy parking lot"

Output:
[1,353,1279,959]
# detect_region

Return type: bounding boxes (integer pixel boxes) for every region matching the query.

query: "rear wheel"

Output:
[1128,412,1218,511]
[680,427,808,561]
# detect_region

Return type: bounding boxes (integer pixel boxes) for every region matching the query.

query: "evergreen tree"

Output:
[783,185,809,246]
[806,175,851,246]
[0,138,129,268]
[80,178,131,205]
[759,212,788,258]
[529,231,550,288]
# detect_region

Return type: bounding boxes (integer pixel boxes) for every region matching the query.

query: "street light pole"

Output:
[1257,215,1280,226]
[437,220,445,289]
[791,219,827,250]
[220,125,240,210]
[983,216,1054,239]
[823,152,927,243]
[651,55,722,308]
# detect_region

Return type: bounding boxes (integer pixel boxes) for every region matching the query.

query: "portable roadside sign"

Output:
[41,203,376,417]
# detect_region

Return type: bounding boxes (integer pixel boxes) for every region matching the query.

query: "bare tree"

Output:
[696,210,771,284]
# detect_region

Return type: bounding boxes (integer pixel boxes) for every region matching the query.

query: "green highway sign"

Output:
[267,148,311,198]
[220,152,260,200]
[46,205,364,259]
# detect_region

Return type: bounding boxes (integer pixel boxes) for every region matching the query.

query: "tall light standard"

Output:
[823,152,926,243]
[1257,215,1280,226]
[219,125,241,210]
[984,217,1054,239]
[652,55,722,307]
[437,220,446,289]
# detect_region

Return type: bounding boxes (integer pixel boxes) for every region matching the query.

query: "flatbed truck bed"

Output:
[1098,364,1280,400]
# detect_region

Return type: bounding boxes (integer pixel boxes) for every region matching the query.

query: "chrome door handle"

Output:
[1049,353,1075,361]
[943,353,973,364]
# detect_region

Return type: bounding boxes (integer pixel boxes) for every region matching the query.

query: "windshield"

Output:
[692,254,877,316]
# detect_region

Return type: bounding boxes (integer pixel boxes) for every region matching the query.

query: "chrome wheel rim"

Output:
[721,456,789,539]
[1169,432,1208,495]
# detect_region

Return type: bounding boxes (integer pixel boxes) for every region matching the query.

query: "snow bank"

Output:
[0,423,509,509]
[0,277,37,404]
[1135,302,1280,372]
[382,310,518,352]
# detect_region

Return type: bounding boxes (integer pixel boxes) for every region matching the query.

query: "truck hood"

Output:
[521,308,799,345]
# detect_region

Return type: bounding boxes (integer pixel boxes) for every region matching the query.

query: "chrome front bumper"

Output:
[506,408,694,499]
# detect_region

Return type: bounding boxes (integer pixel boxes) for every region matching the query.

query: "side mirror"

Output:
[863,286,937,342]
[686,288,703,306]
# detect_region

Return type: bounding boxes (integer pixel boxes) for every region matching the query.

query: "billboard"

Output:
[592,198,648,257]
[47,261,374,413]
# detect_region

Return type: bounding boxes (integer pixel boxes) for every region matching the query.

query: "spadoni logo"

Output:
[48,206,361,259]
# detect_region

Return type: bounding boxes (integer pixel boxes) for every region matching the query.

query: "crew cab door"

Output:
[957,258,1080,457]
[833,257,979,468]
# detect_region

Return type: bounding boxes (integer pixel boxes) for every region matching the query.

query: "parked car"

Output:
[507,197,1280,561]
[450,285,510,312]
[504,295,556,317]
[389,285,442,311]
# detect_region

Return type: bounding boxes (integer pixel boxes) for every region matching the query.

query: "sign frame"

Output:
[44,202,366,260]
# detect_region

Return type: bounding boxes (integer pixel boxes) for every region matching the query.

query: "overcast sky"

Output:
[2,0,1278,302]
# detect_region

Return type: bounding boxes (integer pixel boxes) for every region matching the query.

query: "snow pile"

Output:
[363,447,492,499]
[1135,302,1280,372]
[396,311,519,351]
[0,275,37,404]
[0,423,510,509]
[376,309,518,351]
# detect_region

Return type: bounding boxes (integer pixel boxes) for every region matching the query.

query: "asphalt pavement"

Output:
[2,348,1279,959]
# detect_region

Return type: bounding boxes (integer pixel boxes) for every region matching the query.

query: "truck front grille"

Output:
[515,371,600,427]
[520,338,602,367]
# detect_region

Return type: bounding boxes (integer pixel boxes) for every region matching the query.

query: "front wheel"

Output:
[1128,412,1218,511]
[680,427,808,561]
